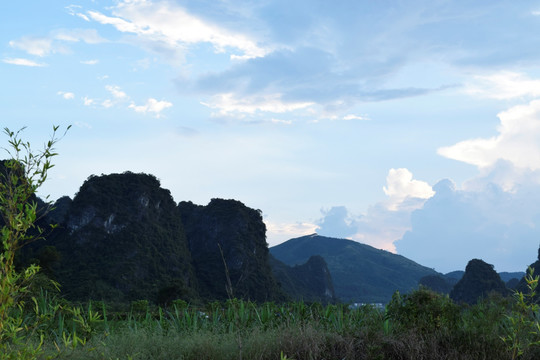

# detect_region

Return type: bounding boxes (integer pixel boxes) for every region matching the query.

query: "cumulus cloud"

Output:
[438,99,540,171]
[383,168,435,211]
[87,0,269,60]
[311,169,433,253]
[129,98,172,117]
[313,204,411,253]
[395,176,540,272]
[2,58,46,67]
[316,206,358,239]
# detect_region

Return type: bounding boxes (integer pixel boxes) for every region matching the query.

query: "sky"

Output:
[2,0,540,273]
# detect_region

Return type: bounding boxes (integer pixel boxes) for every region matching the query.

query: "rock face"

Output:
[450,259,508,304]
[179,199,285,302]
[269,254,336,303]
[38,172,198,303]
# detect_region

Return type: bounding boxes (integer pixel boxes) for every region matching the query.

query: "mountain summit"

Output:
[270,234,438,303]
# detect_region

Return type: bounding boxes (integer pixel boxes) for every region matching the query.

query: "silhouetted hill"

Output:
[450,259,508,304]
[179,199,286,302]
[269,254,336,303]
[270,234,438,303]
[28,172,198,303]
[14,171,369,304]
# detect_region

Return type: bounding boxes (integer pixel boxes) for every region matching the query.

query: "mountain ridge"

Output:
[270,233,439,303]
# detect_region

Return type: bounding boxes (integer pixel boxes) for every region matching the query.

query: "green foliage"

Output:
[385,287,460,334]
[0,125,69,359]
[502,267,540,359]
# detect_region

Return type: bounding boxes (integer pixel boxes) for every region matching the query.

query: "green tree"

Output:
[0,125,69,359]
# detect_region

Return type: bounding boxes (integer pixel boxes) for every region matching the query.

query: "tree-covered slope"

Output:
[179,199,286,302]
[30,172,198,303]
[269,254,336,303]
[450,259,508,304]
[270,234,438,303]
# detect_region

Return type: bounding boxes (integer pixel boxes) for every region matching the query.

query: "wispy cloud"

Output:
[66,5,90,21]
[465,71,540,100]
[9,37,53,57]
[2,58,46,67]
[87,0,269,60]
[80,59,99,65]
[8,29,106,58]
[201,93,314,118]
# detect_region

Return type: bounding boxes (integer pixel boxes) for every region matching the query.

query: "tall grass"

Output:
[5,284,540,360]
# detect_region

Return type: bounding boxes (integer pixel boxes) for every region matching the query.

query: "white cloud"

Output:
[343,114,370,121]
[465,71,540,100]
[81,59,99,65]
[53,29,106,44]
[201,93,314,118]
[102,99,114,108]
[9,37,53,57]
[57,91,75,100]
[8,30,105,59]
[438,99,540,170]
[313,205,411,253]
[129,98,172,117]
[2,58,46,67]
[396,177,540,272]
[66,5,90,21]
[87,0,269,60]
[105,85,128,100]
[383,168,435,211]
[265,220,318,247]
[270,118,292,125]
[83,97,95,106]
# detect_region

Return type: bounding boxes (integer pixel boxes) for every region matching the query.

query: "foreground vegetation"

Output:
[1,283,539,360]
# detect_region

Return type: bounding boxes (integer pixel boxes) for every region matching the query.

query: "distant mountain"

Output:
[269,254,336,303]
[445,270,524,284]
[270,234,438,303]
[450,259,508,304]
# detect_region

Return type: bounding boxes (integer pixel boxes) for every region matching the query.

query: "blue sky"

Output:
[3,0,540,273]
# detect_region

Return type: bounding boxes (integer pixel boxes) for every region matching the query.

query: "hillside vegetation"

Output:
[271,234,438,303]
